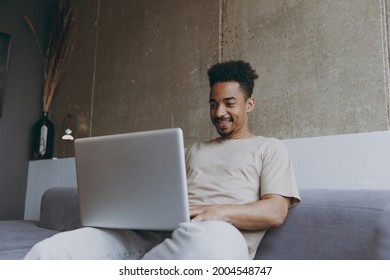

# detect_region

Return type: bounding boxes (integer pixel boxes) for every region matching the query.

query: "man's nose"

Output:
[215,105,226,117]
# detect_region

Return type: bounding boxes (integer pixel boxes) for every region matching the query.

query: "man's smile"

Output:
[213,117,232,128]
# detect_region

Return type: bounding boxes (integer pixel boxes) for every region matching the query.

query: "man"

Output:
[25,60,300,260]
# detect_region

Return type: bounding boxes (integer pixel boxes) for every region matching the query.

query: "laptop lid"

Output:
[74,128,189,230]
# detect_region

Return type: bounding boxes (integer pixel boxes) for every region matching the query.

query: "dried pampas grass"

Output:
[25,0,78,113]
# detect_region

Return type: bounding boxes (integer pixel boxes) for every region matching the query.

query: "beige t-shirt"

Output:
[185,136,300,259]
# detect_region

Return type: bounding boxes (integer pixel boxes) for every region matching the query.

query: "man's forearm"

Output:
[190,194,291,231]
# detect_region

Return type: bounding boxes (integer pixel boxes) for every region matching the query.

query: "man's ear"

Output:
[246,97,255,113]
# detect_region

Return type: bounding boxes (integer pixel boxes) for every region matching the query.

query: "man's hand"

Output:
[190,204,229,223]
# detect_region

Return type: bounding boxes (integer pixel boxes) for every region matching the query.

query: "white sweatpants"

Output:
[24,221,249,260]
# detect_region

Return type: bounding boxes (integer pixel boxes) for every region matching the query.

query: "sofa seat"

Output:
[255,188,390,259]
[0,220,58,260]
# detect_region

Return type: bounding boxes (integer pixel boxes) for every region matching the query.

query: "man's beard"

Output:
[213,116,233,137]
[217,129,233,137]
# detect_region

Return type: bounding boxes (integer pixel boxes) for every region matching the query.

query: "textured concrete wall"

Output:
[52,0,219,157]
[51,0,390,158]
[222,0,390,138]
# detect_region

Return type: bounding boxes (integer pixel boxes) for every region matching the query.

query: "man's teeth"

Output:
[216,119,230,123]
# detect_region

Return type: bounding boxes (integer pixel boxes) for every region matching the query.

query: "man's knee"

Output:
[192,221,248,258]
[143,220,249,259]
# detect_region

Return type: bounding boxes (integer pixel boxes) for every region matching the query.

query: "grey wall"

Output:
[0,0,55,219]
[1,0,390,219]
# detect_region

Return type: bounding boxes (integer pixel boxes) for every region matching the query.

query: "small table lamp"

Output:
[61,113,76,157]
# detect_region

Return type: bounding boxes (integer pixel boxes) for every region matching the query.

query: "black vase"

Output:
[31,112,55,160]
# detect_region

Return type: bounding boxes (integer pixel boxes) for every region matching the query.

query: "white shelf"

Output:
[24,157,77,221]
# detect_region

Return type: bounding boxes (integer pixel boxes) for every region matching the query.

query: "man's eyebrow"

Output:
[223,97,237,101]
[209,97,237,103]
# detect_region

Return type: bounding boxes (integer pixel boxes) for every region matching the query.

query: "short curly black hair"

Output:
[207,60,258,99]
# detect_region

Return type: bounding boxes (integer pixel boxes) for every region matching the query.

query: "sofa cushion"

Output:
[0,220,58,260]
[255,188,390,260]
[38,187,82,231]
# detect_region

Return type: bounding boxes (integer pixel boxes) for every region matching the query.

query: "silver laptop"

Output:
[74,128,190,230]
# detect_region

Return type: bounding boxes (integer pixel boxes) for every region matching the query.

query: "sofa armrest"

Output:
[38,187,82,231]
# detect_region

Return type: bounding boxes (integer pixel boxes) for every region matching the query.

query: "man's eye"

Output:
[226,103,235,107]
[210,103,216,109]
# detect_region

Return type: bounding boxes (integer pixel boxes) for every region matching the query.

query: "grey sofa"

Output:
[1,187,389,260]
